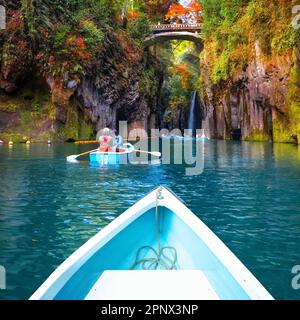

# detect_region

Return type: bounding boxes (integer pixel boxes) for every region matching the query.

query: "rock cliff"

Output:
[201,42,300,144]
[0,26,162,142]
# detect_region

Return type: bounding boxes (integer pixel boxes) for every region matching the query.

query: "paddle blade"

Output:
[151,151,161,158]
[66,155,79,162]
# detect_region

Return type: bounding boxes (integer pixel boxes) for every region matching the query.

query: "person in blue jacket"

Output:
[114,129,124,151]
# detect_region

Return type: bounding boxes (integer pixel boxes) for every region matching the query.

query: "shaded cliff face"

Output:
[200,42,299,144]
[0,1,164,142]
[74,33,162,134]
[0,30,162,142]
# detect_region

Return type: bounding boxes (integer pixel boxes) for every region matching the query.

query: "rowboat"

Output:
[89,143,135,165]
[30,186,273,300]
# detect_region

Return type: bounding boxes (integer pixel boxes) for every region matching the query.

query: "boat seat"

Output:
[85,270,219,300]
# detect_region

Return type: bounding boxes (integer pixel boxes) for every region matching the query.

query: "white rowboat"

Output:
[30,186,273,300]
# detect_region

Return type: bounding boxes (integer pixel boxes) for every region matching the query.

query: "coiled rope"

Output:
[130,188,178,270]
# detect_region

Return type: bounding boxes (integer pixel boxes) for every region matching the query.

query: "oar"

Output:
[67,148,99,161]
[132,149,161,158]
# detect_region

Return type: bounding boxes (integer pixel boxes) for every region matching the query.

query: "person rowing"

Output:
[114,129,124,152]
[98,128,114,152]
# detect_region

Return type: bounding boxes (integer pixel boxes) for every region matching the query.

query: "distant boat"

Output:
[174,136,209,141]
[89,143,135,165]
[160,135,174,140]
[195,135,209,141]
[30,186,273,300]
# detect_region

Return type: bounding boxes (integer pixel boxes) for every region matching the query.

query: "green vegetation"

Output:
[0,100,19,113]
[2,0,169,79]
[262,49,300,144]
[156,40,200,124]
[201,0,300,83]
[200,0,300,144]
[1,0,171,141]
[126,12,151,42]
[0,87,94,142]
[244,130,270,142]
[2,1,299,144]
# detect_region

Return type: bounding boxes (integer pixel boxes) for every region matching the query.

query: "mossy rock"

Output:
[79,122,94,140]
[0,132,25,143]
[243,130,270,142]
[0,101,19,113]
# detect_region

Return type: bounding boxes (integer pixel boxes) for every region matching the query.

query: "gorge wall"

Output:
[201,43,299,144]
[0,31,162,142]
[199,0,300,145]
[0,1,163,142]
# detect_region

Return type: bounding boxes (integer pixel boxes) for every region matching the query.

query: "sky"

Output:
[180,0,192,6]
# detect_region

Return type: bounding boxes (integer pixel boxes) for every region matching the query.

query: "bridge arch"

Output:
[144,23,203,48]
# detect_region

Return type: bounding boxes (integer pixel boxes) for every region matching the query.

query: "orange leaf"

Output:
[128,10,140,20]
[165,3,188,19]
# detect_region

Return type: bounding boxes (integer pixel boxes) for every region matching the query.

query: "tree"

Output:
[165,1,203,23]
[143,0,174,21]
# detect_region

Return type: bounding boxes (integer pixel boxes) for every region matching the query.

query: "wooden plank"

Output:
[85,270,219,300]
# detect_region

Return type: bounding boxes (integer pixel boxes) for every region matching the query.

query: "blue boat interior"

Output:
[89,144,134,165]
[54,207,250,300]
[90,153,125,165]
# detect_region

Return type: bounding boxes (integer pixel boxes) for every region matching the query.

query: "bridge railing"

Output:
[150,23,202,32]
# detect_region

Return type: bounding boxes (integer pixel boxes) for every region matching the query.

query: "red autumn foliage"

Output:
[165,3,188,20]
[144,0,173,18]
[5,11,22,32]
[170,64,193,89]
[76,36,86,49]
[48,56,55,63]
[165,1,203,22]
[171,64,190,76]
[39,27,50,39]
[128,10,140,21]
[187,0,202,13]
[66,36,75,46]
[17,40,27,50]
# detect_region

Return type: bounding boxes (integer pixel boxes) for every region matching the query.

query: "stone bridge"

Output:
[144,23,203,46]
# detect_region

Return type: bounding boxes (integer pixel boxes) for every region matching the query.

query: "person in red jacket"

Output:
[98,128,114,152]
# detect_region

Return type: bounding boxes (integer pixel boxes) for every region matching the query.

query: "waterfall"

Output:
[187,91,202,137]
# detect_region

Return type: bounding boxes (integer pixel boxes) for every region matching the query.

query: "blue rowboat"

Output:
[30,186,273,300]
[89,143,135,165]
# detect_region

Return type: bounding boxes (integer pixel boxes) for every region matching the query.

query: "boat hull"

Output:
[89,143,134,165]
[30,187,273,300]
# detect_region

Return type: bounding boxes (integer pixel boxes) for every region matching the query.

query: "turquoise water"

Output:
[0,141,300,300]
